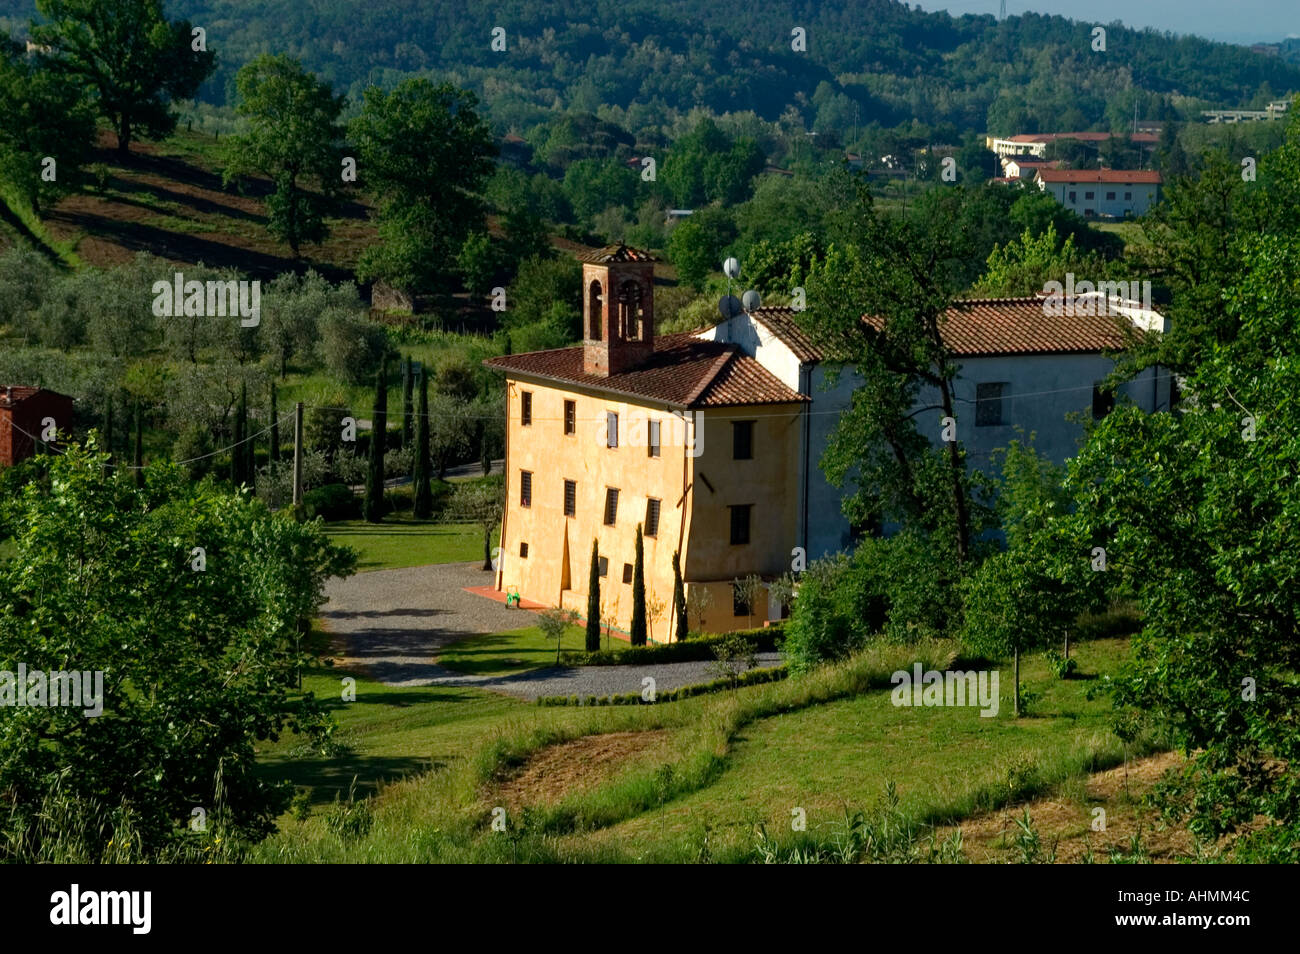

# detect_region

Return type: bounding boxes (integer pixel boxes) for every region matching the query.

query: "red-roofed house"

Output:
[1034,168,1163,218]
[487,245,1171,634]
[700,297,1171,559]
[485,244,807,638]
[0,386,74,466]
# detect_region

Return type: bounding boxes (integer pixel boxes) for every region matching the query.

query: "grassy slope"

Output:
[252,637,1160,862]
[436,624,611,675]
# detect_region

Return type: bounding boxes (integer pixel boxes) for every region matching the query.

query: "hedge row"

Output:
[535,664,788,707]
[559,624,785,667]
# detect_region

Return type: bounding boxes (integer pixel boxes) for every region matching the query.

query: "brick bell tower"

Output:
[580,243,657,376]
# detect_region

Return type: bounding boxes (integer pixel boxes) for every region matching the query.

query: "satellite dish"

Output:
[722,257,740,279]
[718,294,743,319]
[742,290,762,313]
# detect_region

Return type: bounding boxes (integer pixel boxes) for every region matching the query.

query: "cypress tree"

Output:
[269,382,280,463]
[672,550,688,642]
[363,356,388,522]
[585,539,601,652]
[630,524,647,646]
[244,380,256,493]
[401,355,414,448]
[412,368,433,518]
[102,395,114,464]
[231,384,247,488]
[133,399,144,489]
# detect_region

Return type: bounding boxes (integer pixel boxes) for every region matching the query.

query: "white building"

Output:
[1034,168,1162,218]
[697,298,1172,558]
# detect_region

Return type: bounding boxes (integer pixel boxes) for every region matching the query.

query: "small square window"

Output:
[1125,191,1132,200]
[975,383,1006,427]
[598,557,609,577]
[1068,191,1077,202]
[606,411,618,448]
[732,421,754,460]
[564,400,576,435]
[604,487,619,526]
[645,498,661,537]
[1085,191,1095,200]
[648,419,660,458]
[564,479,576,516]
[622,563,633,584]
[1106,191,1116,200]
[519,542,529,558]
[520,470,532,507]
[521,391,532,426]
[729,504,752,545]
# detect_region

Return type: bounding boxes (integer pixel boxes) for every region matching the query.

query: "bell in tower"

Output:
[580,244,657,376]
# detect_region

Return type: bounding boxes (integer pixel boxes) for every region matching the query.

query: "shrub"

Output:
[303,483,361,521]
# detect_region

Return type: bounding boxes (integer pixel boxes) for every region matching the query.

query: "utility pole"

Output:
[292,401,304,507]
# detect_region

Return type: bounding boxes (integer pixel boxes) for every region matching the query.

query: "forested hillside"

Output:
[3,0,1297,138]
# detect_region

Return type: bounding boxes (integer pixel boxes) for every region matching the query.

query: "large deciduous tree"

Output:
[32,0,215,157]
[223,55,346,256]
[349,79,496,294]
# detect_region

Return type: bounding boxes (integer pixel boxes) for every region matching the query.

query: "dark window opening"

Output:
[732,421,754,460]
[622,563,633,584]
[1092,384,1115,420]
[733,583,751,618]
[564,479,576,516]
[519,542,529,558]
[564,400,576,435]
[521,391,532,426]
[604,488,619,526]
[520,470,532,507]
[975,383,1006,427]
[730,504,752,545]
[645,498,661,537]
[597,556,609,577]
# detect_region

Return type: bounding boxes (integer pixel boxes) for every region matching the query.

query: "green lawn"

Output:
[437,624,625,675]
[253,637,1160,862]
[324,518,488,571]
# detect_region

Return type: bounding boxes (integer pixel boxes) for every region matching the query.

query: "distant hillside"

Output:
[3,0,1298,138]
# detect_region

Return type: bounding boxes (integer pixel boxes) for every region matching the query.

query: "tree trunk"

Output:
[116,117,132,158]
[481,525,492,571]
[1013,647,1020,718]
[937,375,970,564]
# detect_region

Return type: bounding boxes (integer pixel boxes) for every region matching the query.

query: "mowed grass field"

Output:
[322,518,488,571]
[252,636,1164,862]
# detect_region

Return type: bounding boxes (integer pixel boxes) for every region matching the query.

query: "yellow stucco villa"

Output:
[485,244,807,641]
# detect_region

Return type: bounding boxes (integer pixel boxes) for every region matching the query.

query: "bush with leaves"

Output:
[0,443,355,861]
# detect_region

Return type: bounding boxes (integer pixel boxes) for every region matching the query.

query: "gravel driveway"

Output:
[321,562,782,698]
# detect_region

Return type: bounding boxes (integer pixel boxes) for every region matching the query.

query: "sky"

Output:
[908,0,1300,44]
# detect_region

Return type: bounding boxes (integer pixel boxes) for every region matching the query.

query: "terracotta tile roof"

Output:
[0,386,42,409]
[576,243,657,264]
[484,334,807,408]
[734,299,1144,362]
[866,297,1140,356]
[1010,132,1158,144]
[1036,169,1163,184]
[748,307,824,363]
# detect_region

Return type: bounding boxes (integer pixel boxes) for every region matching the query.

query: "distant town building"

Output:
[1001,156,1063,179]
[0,386,73,467]
[986,131,1158,159]
[1033,168,1162,218]
[1201,101,1291,124]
